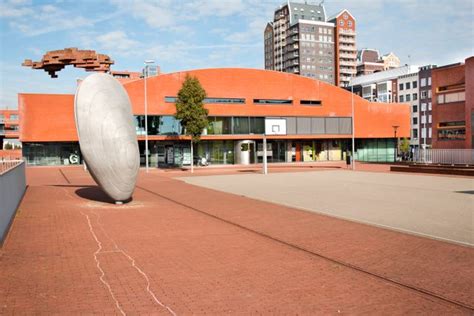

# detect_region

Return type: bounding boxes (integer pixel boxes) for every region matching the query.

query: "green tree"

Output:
[400,137,410,154]
[175,74,209,172]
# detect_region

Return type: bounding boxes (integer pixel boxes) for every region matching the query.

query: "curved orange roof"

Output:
[19,68,410,142]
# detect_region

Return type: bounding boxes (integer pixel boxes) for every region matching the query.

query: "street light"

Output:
[351,82,355,170]
[392,125,399,163]
[144,59,155,173]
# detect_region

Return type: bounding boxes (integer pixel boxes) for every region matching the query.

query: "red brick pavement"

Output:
[0,166,472,314]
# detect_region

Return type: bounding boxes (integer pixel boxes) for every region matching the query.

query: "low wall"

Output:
[0,161,26,246]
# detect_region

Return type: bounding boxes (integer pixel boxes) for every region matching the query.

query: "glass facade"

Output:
[195,140,234,165]
[355,139,396,162]
[23,142,81,166]
[134,115,182,135]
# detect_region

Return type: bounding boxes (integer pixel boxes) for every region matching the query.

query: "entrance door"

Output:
[165,146,174,165]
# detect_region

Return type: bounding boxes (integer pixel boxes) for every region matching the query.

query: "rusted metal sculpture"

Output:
[22,48,114,78]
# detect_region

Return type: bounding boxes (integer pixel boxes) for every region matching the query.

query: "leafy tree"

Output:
[4,143,12,150]
[400,137,410,154]
[175,74,209,171]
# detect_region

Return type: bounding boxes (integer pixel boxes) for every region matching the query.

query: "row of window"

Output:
[420,77,432,87]
[164,97,322,106]
[133,115,351,136]
[437,92,465,104]
[399,93,418,102]
[399,81,417,91]
[412,115,432,125]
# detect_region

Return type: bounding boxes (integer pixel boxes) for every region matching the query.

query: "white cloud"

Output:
[110,0,176,29]
[97,31,139,52]
[0,0,33,17]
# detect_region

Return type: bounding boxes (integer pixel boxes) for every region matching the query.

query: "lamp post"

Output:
[144,60,155,173]
[392,125,399,163]
[351,83,355,170]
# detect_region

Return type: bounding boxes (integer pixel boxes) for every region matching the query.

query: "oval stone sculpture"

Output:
[75,73,139,203]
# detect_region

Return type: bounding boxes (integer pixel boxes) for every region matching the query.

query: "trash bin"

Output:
[346,154,351,167]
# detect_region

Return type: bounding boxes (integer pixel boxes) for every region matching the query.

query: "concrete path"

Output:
[181,170,474,246]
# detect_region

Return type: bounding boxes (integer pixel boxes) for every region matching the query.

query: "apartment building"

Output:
[264,2,356,87]
[418,65,436,148]
[431,57,473,149]
[328,10,357,87]
[0,109,20,149]
[349,65,419,103]
[356,48,384,76]
[398,73,420,147]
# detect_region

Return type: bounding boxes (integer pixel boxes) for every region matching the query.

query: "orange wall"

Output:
[19,94,78,142]
[19,68,410,142]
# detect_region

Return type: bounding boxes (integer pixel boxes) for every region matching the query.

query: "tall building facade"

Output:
[328,10,357,87]
[264,2,356,87]
[398,73,420,147]
[418,65,436,148]
[431,57,473,149]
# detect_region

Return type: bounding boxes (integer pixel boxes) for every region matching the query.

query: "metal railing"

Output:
[413,148,474,165]
[0,159,23,175]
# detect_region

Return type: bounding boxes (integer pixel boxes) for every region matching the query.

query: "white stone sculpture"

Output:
[74,73,139,203]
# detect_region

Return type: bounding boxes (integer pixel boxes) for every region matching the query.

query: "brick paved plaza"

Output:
[0,165,473,314]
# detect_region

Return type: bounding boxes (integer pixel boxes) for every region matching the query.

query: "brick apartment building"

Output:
[431,57,473,149]
[264,2,356,87]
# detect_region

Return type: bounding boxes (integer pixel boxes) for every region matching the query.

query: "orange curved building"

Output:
[19,68,410,166]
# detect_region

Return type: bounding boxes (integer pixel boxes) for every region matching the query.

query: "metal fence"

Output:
[1,159,26,245]
[413,149,474,165]
[0,159,24,175]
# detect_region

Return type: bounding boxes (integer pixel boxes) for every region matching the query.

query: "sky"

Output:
[0,0,473,109]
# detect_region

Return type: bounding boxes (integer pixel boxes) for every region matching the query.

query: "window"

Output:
[9,114,19,120]
[421,116,426,124]
[233,117,250,134]
[413,117,418,125]
[204,98,245,104]
[428,90,432,98]
[250,117,265,134]
[253,99,292,104]
[421,78,427,87]
[208,117,232,134]
[428,115,432,123]
[339,20,344,26]
[406,94,411,102]
[429,128,432,138]
[413,129,418,139]
[422,128,426,138]
[405,82,411,89]
[438,128,465,140]
[165,96,245,104]
[421,91,428,99]
[413,93,417,100]
[413,105,418,113]
[437,92,465,104]
[428,102,432,110]
[412,81,417,89]
[399,83,404,90]
[348,21,352,27]
[300,100,322,105]
[421,103,426,111]
[399,95,404,102]
[428,77,431,85]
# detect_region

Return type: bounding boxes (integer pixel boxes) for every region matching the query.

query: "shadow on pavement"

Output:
[75,186,118,204]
